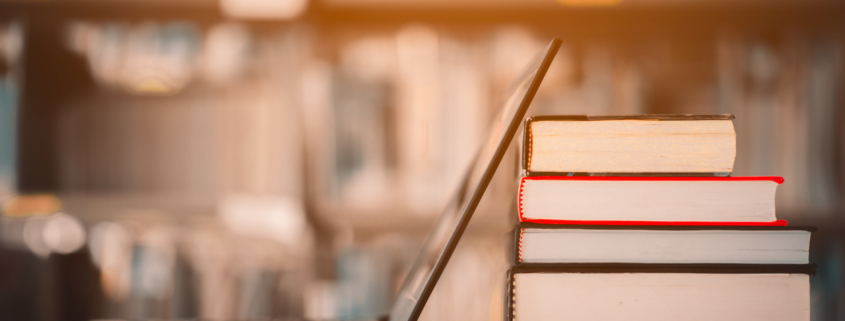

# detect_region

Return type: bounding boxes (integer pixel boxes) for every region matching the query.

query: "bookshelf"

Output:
[1,2,844,320]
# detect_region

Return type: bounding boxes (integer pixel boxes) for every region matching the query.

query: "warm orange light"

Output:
[221,0,308,20]
[126,78,178,95]
[556,0,622,7]
[2,194,62,217]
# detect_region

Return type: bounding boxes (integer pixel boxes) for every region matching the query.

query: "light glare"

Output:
[43,213,87,254]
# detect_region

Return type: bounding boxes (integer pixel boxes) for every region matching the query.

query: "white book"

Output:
[522,115,736,175]
[515,225,813,265]
[509,271,812,321]
[518,176,784,224]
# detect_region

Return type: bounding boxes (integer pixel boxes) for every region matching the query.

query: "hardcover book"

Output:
[503,112,812,321]
[512,223,814,265]
[506,265,815,321]
[517,176,786,226]
[521,115,736,176]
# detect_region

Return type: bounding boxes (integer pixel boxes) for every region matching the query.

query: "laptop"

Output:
[387,38,562,321]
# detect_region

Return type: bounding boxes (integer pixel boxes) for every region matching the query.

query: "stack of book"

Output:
[507,115,815,321]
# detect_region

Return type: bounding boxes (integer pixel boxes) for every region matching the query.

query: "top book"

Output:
[522,115,736,176]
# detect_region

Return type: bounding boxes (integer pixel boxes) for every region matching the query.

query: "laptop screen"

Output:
[388,38,561,321]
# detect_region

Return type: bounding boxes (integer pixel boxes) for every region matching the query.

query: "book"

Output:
[517,176,786,226]
[506,113,814,321]
[513,223,814,265]
[521,115,736,176]
[506,265,815,321]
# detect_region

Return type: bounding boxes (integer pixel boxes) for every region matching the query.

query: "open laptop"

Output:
[387,38,562,321]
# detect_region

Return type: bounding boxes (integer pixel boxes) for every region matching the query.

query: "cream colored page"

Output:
[520,179,777,222]
[514,273,809,321]
[529,120,736,173]
[520,229,810,264]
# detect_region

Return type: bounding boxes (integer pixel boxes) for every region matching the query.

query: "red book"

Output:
[517,176,787,226]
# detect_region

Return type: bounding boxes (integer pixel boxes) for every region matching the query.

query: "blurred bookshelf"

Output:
[0,1,845,320]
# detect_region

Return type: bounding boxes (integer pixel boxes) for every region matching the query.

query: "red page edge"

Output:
[519,219,789,226]
[522,176,785,184]
[517,176,787,226]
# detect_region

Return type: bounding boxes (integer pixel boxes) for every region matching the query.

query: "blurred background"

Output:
[0,0,844,320]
